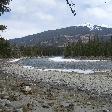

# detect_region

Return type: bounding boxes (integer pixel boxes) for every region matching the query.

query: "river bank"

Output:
[0,59,112,112]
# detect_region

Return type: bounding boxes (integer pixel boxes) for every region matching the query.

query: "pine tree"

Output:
[0,0,12,31]
[0,0,12,58]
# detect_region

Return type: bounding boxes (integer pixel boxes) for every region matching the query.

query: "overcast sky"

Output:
[1,0,112,39]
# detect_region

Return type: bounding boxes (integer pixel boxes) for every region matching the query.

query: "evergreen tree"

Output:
[0,0,12,31]
[64,36,112,58]
[0,37,11,58]
[0,0,12,58]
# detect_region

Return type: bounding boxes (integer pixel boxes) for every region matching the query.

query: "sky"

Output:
[1,0,112,39]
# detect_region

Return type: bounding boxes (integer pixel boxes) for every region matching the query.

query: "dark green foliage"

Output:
[9,36,112,58]
[0,0,12,31]
[0,0,12,16]
[0,25,7,31]
[18,46,64,57]
[64,36,112,58]
[0,37,11,58]
[7,36,112,58]
[0,0,12,58]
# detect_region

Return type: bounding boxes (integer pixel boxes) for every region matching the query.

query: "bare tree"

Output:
[66,0,76,16]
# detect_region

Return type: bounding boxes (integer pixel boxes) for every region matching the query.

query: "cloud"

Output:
[1,20,41,39]
[0,0,112,39]
[86,7,111,19]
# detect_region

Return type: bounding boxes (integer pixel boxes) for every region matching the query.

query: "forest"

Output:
[64,36,112,58]
[0,36,112,58]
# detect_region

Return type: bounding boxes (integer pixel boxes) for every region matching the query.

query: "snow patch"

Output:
[79,23,94,30]
[23,66,34,69]
[23,63,94,74]
[22,65,94,74]
[43,69,94,74]
[9,59,21,63]
[49,57,103,62]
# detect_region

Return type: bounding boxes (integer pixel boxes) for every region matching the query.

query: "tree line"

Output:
[0,37,11,58]
[0,39,64,58]
[1,36,112,58]
[17,46,63,57]
[64,36,112,58]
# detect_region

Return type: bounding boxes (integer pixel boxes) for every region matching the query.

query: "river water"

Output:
[17,57,112,74]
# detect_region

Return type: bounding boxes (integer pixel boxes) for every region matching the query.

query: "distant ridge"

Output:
[9,25,112,47]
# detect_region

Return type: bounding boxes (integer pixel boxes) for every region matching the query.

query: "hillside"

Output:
[9,25,112,47]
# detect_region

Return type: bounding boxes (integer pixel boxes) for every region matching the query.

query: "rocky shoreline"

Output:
[0,59,112,112]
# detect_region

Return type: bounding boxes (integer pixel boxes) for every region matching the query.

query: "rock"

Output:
[20,86,32,94]
[47,102,54,107]
[41,102,50,109]
[0,99,11,107]
[60,101,74,111]
[16,108,23,112]
[102,109,109,112]
[27,103,33,110]
[0,109,3,111]
[0,92,8,99]
[54,105,65,112]
[25,86,31,92]
[8,93,20,101]
[4,107,14,112]
[87,102,91,105]
[42,105,50,109]
[0,99,6,107]
[3,95,9,99]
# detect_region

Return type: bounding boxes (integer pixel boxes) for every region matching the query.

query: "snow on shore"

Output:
[49,57,105,62]
[23,66,34,69]
[22,65,111,74]
[9,59,21,63]
[43,69,94,74]
[23,65,94,74]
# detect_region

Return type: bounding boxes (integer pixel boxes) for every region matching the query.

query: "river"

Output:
[14,57,112,74]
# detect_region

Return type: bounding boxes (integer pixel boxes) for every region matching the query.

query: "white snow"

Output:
[23,66,34,69]
[9,59,21,63]
[23,65,94,74]
[25,86,32,92]
[79,23,94,30]
[43,69,94,74]
[79,23,110,31]
[49,57,104,62]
